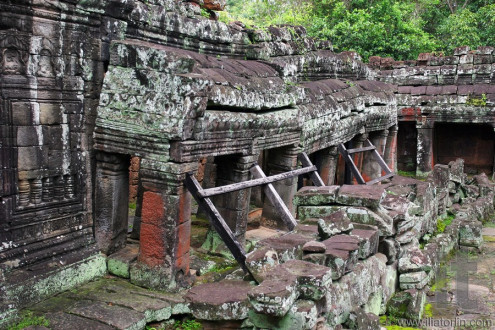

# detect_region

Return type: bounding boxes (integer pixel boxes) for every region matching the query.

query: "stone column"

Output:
[416,124,434,177]
[94,152,130,255]
[351,133,368,184]
[384,125,398,172]
[362,130,388,181]
[262,145,299,229]
[315,146,339,185]
[214,154,256,244]
[132,159,197,290]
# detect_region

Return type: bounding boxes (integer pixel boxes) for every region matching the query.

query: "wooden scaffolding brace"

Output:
[337,139,394,185]
[185,152,324,278]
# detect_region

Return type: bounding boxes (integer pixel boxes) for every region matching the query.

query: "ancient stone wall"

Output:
[371,46,495,176]
[0,0,396,320]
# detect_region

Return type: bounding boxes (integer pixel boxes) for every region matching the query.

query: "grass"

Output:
[174,319,201,330]
[435,214,455,234]
[8,311,49,330]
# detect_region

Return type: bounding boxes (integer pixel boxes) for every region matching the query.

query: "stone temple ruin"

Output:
[1,0,495,329]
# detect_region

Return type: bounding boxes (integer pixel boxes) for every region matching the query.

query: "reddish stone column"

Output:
[384,125,398,172]
[94,152,130,255]
[351,133,368,184]
[262,145,300,229]
[315,146,339,185]
[131,160,197,290]
[416,125,434,177]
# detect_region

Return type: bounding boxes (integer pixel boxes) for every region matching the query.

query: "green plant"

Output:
[174,319,201,330]
[129,202,137,210]
[200,8,210,19]
[8,311,49,330]
[466,93,487,107]
[435,215,454,234]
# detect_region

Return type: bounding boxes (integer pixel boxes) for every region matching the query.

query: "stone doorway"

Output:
[434,123,495,175]
[397,121,417,172]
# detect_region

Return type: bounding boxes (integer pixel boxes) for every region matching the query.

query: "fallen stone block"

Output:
[322,235,360,279]
[302,241,326,253]
[350,227,379,259]
[387,289,426,320]
[317,210,353,239]
[336,184,386,210]
[248,274,299,317]
[256,233,309,262]
[449,158,465,184]
[398,246,432,274]
[185,280,253,320]
[345,206,394,236]
[297,205,341,221]
[276,259,333,301]
[459,219,483,248]
[245,247,280,281]
[399,271,429,290]
[247,299,317,329]
[293,223,319,240]
[293,185,340,206]
[345,308,380,330]
[302,252,326,265]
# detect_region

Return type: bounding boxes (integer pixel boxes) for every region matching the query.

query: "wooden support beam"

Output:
[200,165,318,198]
[185,173,257,282]
[347,145,376,154]
[298,152,325,187]
[365,172,394,185]
[250,165,298,231]
[337,144,366,184]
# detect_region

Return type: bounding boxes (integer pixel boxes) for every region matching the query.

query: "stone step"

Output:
[107,244,139,279]
[185,280,254,321]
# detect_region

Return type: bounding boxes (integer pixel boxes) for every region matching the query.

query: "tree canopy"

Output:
[223,0,495,61]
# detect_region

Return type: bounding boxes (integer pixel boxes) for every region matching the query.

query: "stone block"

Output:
[293,185,340,206]
[256,233,309,262]
[387,289,426,320]
[350,228,379,259]
[248,274,299,317]
[336,184,386,210]
[297,205,341,221]
[302,241,326,253]
[345,308,380,330]
[183,281,252,321]
[317,210,353,239]
[16,126,42,146]
[459,219,483,248]
[345,207,394,236]
[247,300,317,330]
[17,146,46,171]
[399,271,428,290]
[107,244,139,278]
[378,238,399,264]
[274,260,332,301]
[11,102,38,126]
[398,246,432,274]
[293,223,319,239]
[39,103,64,125]
[245,247,280,281]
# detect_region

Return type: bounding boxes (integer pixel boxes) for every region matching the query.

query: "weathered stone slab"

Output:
[302,241,326,253]
[245,247,280,281]
[399,271,429,290]
[256,233,309,262]
[387,289,426,320]
[317,210,353,239]
[247,299,317,329]
[43,312,114,330]
[459,219,483,248]
[336,184,386,210]
[293,185,340,206]
[107,244,139,279]
[345,308,380,330]
[293,223,319,239]
[350,228,379,259]
[399,246,432,274]
[67,300,146,330]
[185,280,253,320]
[345,206,394,236]
[248,274,299,317]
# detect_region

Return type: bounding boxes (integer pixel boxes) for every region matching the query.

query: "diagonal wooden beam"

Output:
[298,152,325,187]
[337,143,366,184]
[250,164,298,231]
[185,173,257,282]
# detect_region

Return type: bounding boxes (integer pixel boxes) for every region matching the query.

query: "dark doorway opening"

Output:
[397,121,418,172]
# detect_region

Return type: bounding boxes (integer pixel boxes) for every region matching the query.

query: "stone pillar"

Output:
[94,152,130,255]
[362,130,388,181]
[262,145,299,229]
[315,146,339,185]
[416,125,434,177]
[213,154,256,244]
[384,125,398,172]
[132,159,197,290]
[351,133,368,184]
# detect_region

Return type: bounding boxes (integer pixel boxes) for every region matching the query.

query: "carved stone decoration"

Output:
[18,179,30,206]
[30,178,43,204]
[54,175,65,201]
[42,177,53,202]
[64,175,75,199]
[2,48,25,74]
[37,49,54,77]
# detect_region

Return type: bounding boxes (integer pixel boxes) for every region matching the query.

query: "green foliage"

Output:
[8,311,49,330]
[436,214,454,234]
[224,0,495,61]
[174,319,202,330]
[466,93,487,106]
[200,8,210,19]
[423,303,433,317]
[129,202,137,210]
